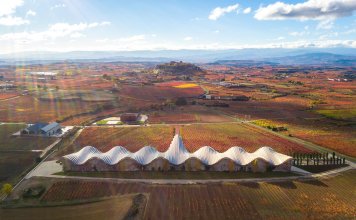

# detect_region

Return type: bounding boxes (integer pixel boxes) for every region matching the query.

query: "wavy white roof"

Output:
[63,135,292,166]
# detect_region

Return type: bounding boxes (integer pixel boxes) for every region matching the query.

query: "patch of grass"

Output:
[315,109,356,120]
[54,171,298,179]
[96,120,108,125]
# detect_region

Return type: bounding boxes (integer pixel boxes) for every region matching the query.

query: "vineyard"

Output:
[41,170,356,219]
[0,124,57,185]
[0,93,19,100]
[119,84,204,102]
[59,123,312,155]
[0,96,99,123]
[180,123,312,155]
[282,122,356,158]
[64,126,175,153]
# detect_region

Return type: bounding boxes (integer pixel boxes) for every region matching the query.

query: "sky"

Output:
[0,0,355,53]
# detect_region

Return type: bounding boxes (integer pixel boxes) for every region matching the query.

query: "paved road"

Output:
[33,165,355,185]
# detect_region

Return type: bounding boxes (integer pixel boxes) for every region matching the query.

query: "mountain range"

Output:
[0,48,355,66]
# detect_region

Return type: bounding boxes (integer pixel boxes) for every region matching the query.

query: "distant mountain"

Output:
[211,60,279,66]
[0,48,355,65]
[266,53,356,66]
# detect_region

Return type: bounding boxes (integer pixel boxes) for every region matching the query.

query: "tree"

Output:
[1,183,13,195]
[175,97,187,106]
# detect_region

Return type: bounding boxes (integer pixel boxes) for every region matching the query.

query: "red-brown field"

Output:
[60,123,311,155]
[0,93,20,100]
[148,106,233,124]
[181,123,312,155]
[0,96,99,123]
[40,170,356,219]
[59,126,175,155]
[119,84,204,102]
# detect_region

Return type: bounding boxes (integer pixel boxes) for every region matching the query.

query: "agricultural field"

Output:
[0,124,57,151]
[0,92,19,100]
[57,126,175,155]
[180,123,312,155]
[38,170,356,219]
[36,90,117,102]
[55,123,312,156]
[119,84,204,102]
[148,105,233,123]
[0,194,139,220]
[285,122,356,158]
[0,96,105,123]
[0,124,57,185]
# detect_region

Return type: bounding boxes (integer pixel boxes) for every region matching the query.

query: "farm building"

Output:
[22,122,62,136]
[61,135,292,172]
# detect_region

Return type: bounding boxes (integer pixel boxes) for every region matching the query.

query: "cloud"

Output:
[277,36,285,40]
[209,4,239,20]
[0,0,24,17]
[70,32,86,38]
[243,7,252,14]
[255,0,356,21]
[117,35,146,42]
[26,10,36,17]
[317,18,334,29]
[289,31,309,37]
[51,4,66,10]
[0,16,29,26]
[184,36,193,41]
[0,0,29,26]
[0,22,110,42]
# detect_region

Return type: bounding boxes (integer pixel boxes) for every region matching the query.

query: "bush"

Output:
[175,97,187,106]
[1,183,13,195]
[22,186,46,199]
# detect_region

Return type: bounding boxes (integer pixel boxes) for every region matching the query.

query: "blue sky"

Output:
[0,0,355,53]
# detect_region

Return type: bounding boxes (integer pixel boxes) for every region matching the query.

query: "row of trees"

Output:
[293,152,346,166]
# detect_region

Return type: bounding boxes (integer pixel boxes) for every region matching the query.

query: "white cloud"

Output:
[0,0,29,26]
[184,36,193,41]
[255,0,356,21]
[317,18,334,29]
[0,16,29,26]
[26,10,36,17]
[117,35,146,42]
[50,4,66,10]
[209,4,239,20]
[70,32,86,38]
[0,22,110,42]
[0,0,24,17]
[243,7,251,14]
[289,31,309,37]
[277,36,285,40]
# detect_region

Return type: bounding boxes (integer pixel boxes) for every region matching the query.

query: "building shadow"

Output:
[267,181,297,189]
[238,182,260,189]
[296,178,328,187]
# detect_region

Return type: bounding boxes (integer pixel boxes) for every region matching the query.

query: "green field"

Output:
[315,109,356,120]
